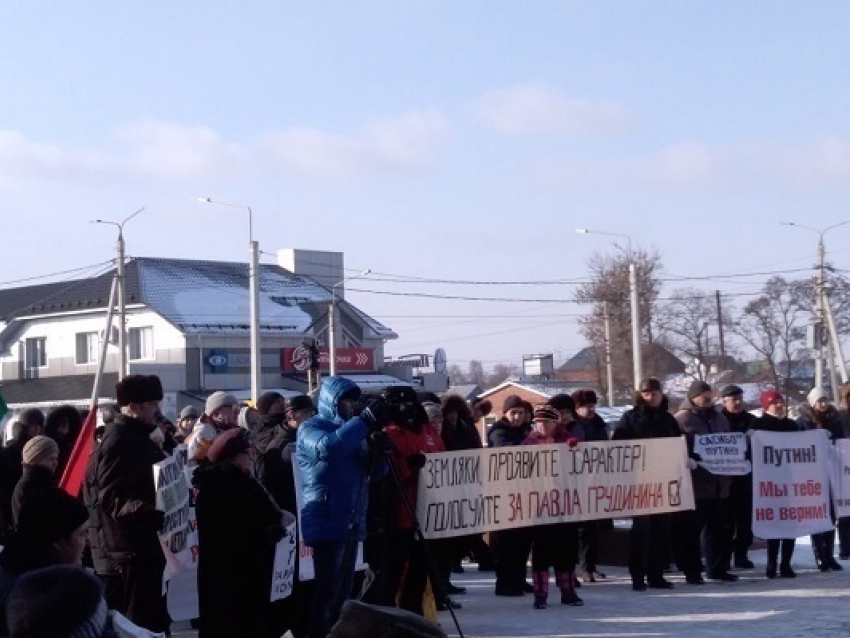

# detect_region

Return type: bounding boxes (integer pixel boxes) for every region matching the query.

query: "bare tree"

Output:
[447,364,468,385]
[486,363,521,388]
[656,288,729,380]
[468,360,486,387]
[732,276,808,394]
[574,246,664,394]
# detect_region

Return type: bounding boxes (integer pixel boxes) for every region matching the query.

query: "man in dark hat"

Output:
[675,380,736,585]
[89,374,169,634]
[719,385,757,570]
[613,377,680,591]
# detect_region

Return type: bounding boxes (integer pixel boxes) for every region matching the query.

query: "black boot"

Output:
[825,534,843,571]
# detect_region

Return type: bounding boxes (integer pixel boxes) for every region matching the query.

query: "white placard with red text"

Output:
[751,429,834,539]
[415,437,695,540]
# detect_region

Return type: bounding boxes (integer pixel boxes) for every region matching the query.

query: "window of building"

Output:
[128,327,154,360]
[25,337,46,369]
[75,332,99,365]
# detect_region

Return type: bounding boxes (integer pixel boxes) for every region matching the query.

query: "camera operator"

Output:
[295,377,390,638]
[369,387,450,616]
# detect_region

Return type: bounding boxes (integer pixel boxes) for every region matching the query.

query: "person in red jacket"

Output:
[381,389,447,616]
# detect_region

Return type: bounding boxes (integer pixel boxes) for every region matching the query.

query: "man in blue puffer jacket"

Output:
[296,376,388,638]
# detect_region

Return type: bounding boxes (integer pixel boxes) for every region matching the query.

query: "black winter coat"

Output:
[575,413,610,442]
[756,413,799,433]
[442,419,483,451]
[486,418,530,447]
[94,414,166,563]
[83,446,119,576]
[254,418,299,515]
[193,462,283,638]
[723,408,758,434]
[612,398,680,441]
[11,465,56,528]
[797,404,844,441]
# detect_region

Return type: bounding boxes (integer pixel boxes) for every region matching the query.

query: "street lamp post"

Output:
[92,207,146,380]
[781,220,850,400]
[329,269,371,377]
[198,198,262,403]
[576,228,642,393]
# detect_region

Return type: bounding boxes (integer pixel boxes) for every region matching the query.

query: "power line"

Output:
[0,260,115,288]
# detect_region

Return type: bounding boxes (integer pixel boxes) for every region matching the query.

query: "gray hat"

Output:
[22,436,59,467]
[205,391,238,416]
[687,380,712,400]
[180,405,200,420]
[720,385,744,398]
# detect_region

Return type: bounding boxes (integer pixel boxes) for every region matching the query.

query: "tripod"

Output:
[328,431,466,638]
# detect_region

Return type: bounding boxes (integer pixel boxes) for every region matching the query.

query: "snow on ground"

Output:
[172,537,850,637]
[436,538,850,638]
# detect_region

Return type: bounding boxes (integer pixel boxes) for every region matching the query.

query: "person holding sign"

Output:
[523,405,583,609]
[755,390,799,578]
[613,378,680,591]
[719,385,758,570]
[797,387,844,572]
[193,427,285,638]
[675,380,737,584]
[487,395,533,597]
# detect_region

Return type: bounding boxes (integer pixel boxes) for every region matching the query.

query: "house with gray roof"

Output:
[0,251,397,419]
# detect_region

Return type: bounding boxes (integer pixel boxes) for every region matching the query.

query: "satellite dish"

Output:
[433,348,447,374]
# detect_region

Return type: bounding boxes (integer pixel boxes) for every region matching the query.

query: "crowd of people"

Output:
[0,373,847,636]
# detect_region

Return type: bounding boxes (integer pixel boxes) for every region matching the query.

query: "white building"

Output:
[0,250,397,420]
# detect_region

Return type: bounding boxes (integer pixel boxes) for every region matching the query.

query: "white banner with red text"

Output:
[415,437,695,540]
[751,429,834,539]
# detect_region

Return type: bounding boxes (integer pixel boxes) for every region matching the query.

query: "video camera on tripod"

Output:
[360,386,428,431]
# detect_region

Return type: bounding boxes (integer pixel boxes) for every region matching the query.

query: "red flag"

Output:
[60,407,97,496]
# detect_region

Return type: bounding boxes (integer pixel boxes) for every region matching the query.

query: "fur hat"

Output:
[179,405,199,420]
[288,394,315,413]
[257,392,285,416]
[571,390,598,407]
[204,391,238,416]
[501,395,524,414]
[547,393,575,413]
[207,428,251,464]
[532,405,559,422]
[16,488,89,546]
[22,436,59,467]
[760,390,784,411]
[687,380,712,400]
[116,374,163,408]
[639,377,662,392]
[18,408,45,429]
[6,565,109,638]
[808,387,829,407]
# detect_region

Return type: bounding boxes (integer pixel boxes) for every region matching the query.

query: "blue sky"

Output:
[2,2,850,371]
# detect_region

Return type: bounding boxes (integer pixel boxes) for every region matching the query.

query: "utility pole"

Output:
[815,237,826,390]
[329,269,371,378]
[782,220,850,393]
[576,228,641,390]
[825,292,849,385]
[715,290,726,361]
[92,208,145,381]
[198,198,262,403]
[603,301,615,406]
[116,231,127,380]
[629,262,643,388]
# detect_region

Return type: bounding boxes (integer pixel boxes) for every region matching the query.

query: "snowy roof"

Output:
[0,257,397,342]
[340,374,413,391]
[479,378,598,399]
